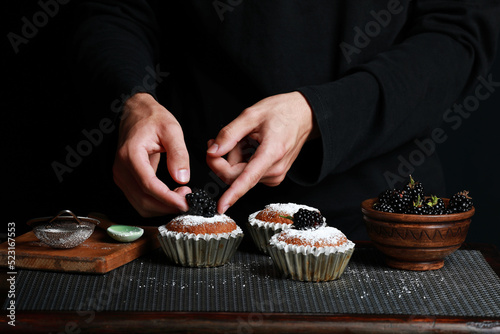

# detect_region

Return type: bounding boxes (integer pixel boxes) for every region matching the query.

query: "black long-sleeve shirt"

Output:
[72,0,500,240]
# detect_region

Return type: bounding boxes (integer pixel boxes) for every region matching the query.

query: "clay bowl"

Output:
[361,198,474,271]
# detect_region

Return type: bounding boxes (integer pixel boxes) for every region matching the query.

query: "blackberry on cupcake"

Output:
[186,189,217,217]
[281,208,325,230]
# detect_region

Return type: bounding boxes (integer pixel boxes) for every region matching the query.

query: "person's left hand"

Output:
[206,91,318,214]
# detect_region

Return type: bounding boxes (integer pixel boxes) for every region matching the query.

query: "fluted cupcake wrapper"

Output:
[246,221,289,254]
[157,230,243,267]
[247,208,326,255]
[268,245,354,282]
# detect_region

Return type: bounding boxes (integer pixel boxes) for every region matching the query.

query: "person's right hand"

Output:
[112,93,191,217]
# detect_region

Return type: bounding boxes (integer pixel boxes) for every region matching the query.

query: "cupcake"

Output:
[267,209,354,282]
[247,203,322,254]
[157,189,243,267]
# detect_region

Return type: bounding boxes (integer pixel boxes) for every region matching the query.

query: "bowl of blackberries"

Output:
[361,176,475,271]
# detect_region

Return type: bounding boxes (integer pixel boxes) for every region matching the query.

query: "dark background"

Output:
[3,1,500,249]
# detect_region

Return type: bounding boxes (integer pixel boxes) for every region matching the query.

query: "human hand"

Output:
[113,93,191,216]
[206,91,318,214]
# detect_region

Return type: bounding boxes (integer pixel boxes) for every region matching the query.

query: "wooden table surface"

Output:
[1,242,499,333]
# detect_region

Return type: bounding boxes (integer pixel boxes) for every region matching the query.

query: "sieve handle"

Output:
[47,210,84,225]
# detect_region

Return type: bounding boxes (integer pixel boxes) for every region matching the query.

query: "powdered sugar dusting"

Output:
[169,214,234,226]
[269,227,355,255]
[158,224,243,241]
[264,203,319,215]
[279,226,344,244]
[34,224,93,249]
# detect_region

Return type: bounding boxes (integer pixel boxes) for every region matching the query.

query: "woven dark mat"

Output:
[5,249,500,317]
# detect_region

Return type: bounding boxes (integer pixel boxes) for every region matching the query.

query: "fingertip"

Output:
[209,119,251,156]
[218,202,230,215]
[174,186,191,212]
[217,189,237,215]
[174,185,192,197]
[160,125,191,185]
[207,143,219,154]
[175,168,190,184]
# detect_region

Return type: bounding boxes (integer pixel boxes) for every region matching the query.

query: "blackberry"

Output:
[281,209,324,230]
[448,190,473,213]
[373,202,395,213]
[403,175,424,202]
[185,189,217,217]
[376,188,411,212]
[378,189,394,204]
[424,195,446,215]
[390,189,412,213]
[406,195,430,215]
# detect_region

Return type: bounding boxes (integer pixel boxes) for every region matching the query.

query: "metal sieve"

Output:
[27,210,100,249]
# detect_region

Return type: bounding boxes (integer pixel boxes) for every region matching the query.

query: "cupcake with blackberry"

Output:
[157,189,243,267]
[247,203,324,254]
[268,209,354,282]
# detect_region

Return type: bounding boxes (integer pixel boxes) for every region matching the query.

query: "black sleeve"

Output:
[72,0,160,103]
[293,0,500,185]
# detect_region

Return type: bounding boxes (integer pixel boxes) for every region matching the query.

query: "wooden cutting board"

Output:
[0,213,161,274]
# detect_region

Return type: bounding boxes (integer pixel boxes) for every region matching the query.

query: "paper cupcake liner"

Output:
[157,226,243,267]
[247,210,326,254]
[267,244,354,282]
[246,220,291,255]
